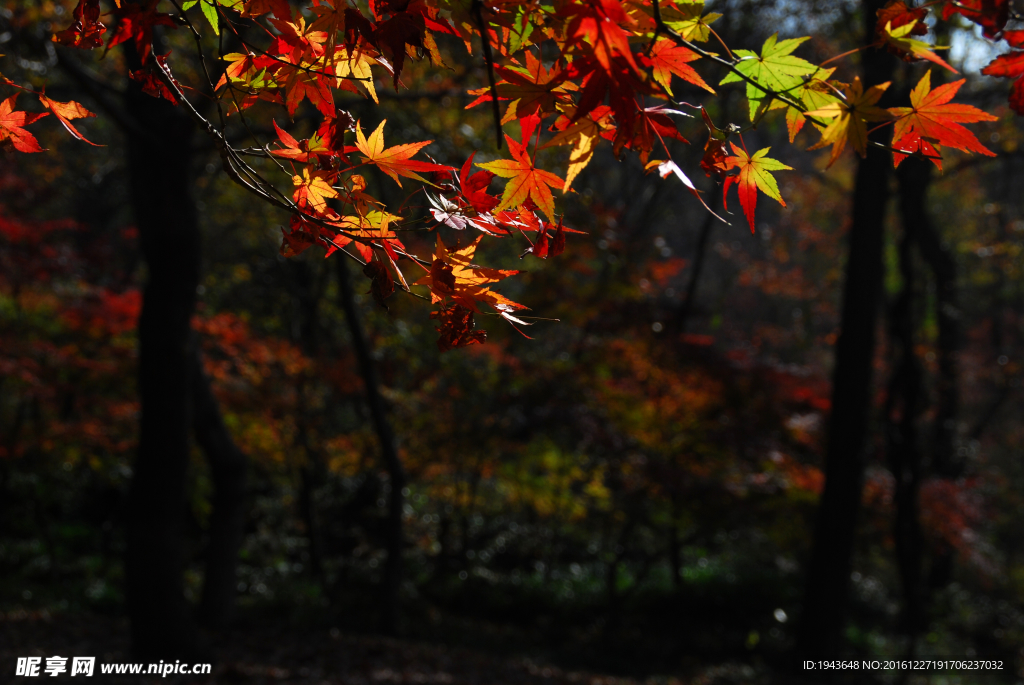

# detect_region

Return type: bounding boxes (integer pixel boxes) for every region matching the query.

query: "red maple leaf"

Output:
[942,0,1007,39]
[561,0,640,76]
[699,108,730,179]
[268,16,328,61]
[458,154,499,214]
[108,0,177,64]
[270,117,354,166]
[875,0,928,41]
[609,105,688,163]
[430,303,487,352]
[639,39,713,96]
[52,0,106,49]
[889,71,998,168]
[466,52,573,123]
[366,1,453,87]
[526,217,568,259]
[0,95,49,153]
[981,30,1024,115]
[280,215,320,257]
[721,143,791,233]
[363,258,396,309]
[873,1,940,64]
[569,53,651,129]
[130,54,179,105]
[241,0,293,20]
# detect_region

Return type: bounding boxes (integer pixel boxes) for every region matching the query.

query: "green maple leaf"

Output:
[182,0,242,35]
[720,34,817,120]
[660,0,722,43]
[201,0,219,34]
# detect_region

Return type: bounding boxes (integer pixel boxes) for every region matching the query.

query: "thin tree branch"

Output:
[472,0,503,150]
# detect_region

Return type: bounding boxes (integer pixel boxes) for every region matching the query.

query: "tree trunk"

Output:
[123,58,202,658]
[889,158,928,638]
[672,187,721,335]
[336,258,405,635]
[798,0,896,656]
[192,344,249,629]
[916,160,965,591]
[287,261,329,590]
[668,496,683,591]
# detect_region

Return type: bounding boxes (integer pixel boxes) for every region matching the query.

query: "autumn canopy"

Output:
[1,0,1015,349]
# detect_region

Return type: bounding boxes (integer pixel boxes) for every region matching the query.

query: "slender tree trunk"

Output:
[668,495,683,591]
[336,258,405,635]
[798,0,896,657]
[966,158,1013,443]
[123,57,202,658]
[192,344,248,629]
[604,512,634,638]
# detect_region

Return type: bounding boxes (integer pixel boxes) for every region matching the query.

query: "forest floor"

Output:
[1,609,768,685]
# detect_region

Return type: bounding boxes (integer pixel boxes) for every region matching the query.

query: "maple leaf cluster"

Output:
[10,0,1011,349]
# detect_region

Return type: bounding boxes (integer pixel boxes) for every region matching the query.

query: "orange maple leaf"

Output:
[354,119,450,187]
[215,52,255,90]
[326,210,404,263]
[477,134,565,221]
[413,234,525,312]
[38,94,99,146]
[805,77,892,167]
[889,70,997,169]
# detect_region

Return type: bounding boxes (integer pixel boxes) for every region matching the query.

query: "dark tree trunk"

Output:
[798,0,896,657]
[192,344,249,629]
[298,455,327,583]
[916,206,959,472]
[287,261,329,589]
[668,496,683,591]
[672,187,720,336]
[123,63,202,659]
[889,158,929,639]
[336,258,405,635]
[603,511,634,639]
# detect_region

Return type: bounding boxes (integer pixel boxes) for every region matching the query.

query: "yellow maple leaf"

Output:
[805,77,892,167]
[292,167,337,214]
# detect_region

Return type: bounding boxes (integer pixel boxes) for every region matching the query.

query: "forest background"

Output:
[1,0,1023,683]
